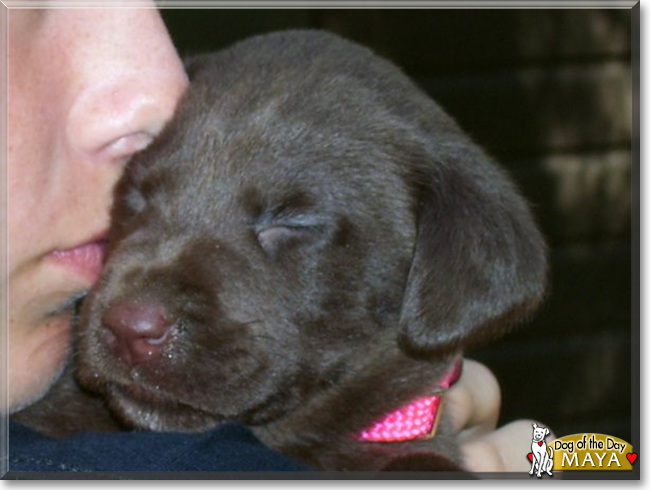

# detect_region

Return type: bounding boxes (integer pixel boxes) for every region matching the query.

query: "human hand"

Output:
[446,359,556,472]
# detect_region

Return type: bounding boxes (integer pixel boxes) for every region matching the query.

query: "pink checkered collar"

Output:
[356,358,463,443]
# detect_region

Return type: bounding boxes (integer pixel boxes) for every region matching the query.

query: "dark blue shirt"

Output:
[8,421,312,475]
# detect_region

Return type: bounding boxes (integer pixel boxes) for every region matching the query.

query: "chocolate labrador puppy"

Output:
[15,30,547,471]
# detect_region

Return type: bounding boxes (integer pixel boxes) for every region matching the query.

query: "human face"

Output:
[7,5,188,412]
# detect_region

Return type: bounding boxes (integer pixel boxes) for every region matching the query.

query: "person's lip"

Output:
[48,232,109,283]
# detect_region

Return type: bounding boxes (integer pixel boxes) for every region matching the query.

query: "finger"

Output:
[445,358,501,440]
[461,419,556,473]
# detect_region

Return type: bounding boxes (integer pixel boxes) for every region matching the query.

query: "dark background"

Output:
[160,9,634,444]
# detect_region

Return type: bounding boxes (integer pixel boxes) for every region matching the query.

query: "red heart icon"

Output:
[627,453,637,465]
[538,441,543,446]
[527,453,533,462]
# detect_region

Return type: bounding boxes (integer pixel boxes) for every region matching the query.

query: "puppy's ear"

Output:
[398,142,548,356]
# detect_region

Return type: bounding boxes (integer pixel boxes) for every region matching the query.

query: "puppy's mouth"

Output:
[118,382,185,407]
[108,381,222,432]
[105,375,288,430]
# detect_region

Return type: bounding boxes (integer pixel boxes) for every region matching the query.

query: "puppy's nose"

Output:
[102,301,175,366]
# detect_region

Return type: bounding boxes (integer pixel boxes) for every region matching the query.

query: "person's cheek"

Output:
[7,10,72,411]
[7,6,188,412]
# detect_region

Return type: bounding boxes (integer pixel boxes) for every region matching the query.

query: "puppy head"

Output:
[77,31,547,432]
[532,423,550,442]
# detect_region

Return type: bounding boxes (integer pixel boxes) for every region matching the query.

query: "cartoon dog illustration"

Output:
[529,423,554,477]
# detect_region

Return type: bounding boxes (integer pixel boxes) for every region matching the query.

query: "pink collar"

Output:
[356,358,463,442]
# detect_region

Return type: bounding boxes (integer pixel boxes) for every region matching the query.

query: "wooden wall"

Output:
[161,9,634,443]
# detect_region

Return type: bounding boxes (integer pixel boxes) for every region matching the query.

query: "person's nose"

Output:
[60,7,188,239]
[65,7,188,168]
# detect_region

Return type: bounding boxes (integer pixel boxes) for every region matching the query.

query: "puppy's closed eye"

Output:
[123,187,147,217]
[256,223,321,257]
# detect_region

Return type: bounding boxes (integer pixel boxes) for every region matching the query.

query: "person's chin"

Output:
[9,313,72,414]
